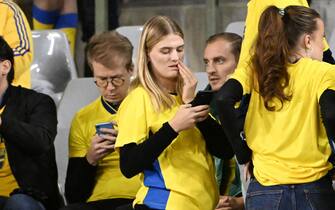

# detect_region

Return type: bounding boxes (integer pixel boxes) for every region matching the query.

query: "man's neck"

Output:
[0,81,9,106]
[0,80,8,95]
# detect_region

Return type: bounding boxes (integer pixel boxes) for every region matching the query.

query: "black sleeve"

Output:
[0,94,57,156]
[119,122,178,178]
[65,157,97,203]
[319,89,335,142]
[323,49,335,65]
[196,116,234,159]
[216,79,252,164]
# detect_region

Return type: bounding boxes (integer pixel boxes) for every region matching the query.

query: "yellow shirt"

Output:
[0,0,32,88]
[238,0,310,71]
[69,97,140,202]
[116,86,218,210]
[233,58,335,185]
[0,106,19,197]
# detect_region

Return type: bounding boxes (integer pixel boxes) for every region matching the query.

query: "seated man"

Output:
[63,31,140,210]
[0,36,61,210]
[203,32,244,210]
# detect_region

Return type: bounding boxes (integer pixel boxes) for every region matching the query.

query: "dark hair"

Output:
[307,0,312,6]
[86,31,133,71]
[251,5,320,111]
[206,32,242,63]
[0,36,14,84]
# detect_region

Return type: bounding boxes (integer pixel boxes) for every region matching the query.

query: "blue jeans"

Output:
[246,175,335,210]
[0,194,45,210]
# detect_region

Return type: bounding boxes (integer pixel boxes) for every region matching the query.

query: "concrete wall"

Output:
[119,2,247,72]
[118,0,335,72]
[311,0,335,37]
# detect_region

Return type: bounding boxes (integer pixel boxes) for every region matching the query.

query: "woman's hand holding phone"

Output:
[169,104,209,133]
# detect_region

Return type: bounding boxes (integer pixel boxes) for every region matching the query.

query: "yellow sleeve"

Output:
[68,113,89,157]
[230,66,251,95]
[0,1,32,88]
[317,67,335,100]
[115,89,150,148]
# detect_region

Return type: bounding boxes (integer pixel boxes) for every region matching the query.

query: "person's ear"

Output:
[0,60,11,76]
[304,33,313,51]
[128,63,134,73]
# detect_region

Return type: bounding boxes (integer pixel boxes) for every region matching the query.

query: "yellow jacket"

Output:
[0,0,32,88]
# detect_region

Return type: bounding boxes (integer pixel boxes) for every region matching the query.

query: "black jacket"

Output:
[0,85,61,210]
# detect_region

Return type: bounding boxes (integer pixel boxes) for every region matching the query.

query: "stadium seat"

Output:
[194,72,209,91]
[116,25,143,66]
[31,30,78,106]
[329,28,335,53]
[54,78,100,201]
[225,21,245,37]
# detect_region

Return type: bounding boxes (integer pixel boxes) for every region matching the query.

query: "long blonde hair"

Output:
[132,16,184,112]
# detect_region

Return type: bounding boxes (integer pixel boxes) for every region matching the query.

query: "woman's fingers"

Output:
[178,62,197,85]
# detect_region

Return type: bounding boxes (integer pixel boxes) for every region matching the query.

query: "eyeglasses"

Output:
[94,77,125,88]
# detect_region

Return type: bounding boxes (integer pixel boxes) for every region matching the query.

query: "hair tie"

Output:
[278,8,285,16]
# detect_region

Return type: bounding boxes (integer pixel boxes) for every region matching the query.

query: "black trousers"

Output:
[115,204,155,210]
[61,198,133,210]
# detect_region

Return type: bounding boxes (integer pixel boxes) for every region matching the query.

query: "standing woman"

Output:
[115,16,233,210]
[217,6,335,210]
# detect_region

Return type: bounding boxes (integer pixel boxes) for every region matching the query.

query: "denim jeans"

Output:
[0,194,45,210]
[245,175,335,210]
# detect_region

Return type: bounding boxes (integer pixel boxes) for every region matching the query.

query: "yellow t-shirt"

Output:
[233,58,335,185]
[0,106,19,197]
[238,0,309,71]
[234,0,332,95]
[115,86,218,210]
[69,97,141,202]
[0,0,32,88]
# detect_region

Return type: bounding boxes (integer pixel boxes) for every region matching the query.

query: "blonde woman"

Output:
[115,16,233,210]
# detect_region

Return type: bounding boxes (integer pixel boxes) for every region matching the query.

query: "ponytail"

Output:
[251,5,320,111]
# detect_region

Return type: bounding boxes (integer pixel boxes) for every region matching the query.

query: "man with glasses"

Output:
[63,31,140,210]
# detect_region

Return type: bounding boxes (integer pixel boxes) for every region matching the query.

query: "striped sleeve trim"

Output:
[1,0,30,56]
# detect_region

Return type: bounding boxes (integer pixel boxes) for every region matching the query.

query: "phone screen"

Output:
[95,122,114,135]
[191,90,214,107]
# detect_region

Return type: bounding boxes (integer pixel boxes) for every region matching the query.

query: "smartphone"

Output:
[95,122,114,135]
[191,90,214,107]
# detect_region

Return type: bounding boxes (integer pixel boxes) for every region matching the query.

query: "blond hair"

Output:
[133,16,184,112]
[86,31,133,71]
